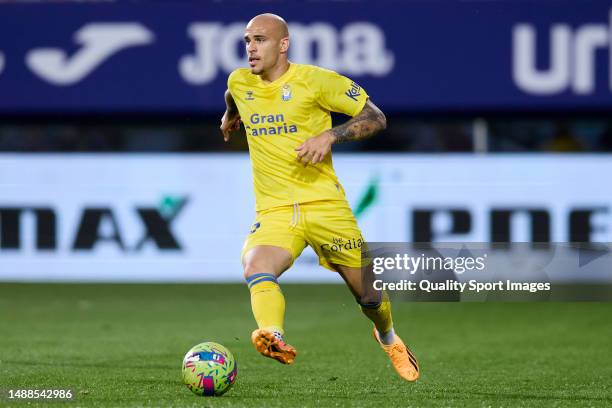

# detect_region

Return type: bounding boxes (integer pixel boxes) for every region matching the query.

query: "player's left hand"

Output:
[295,132,336,165]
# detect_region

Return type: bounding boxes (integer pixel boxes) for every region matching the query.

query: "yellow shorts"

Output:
[241,200,365,271]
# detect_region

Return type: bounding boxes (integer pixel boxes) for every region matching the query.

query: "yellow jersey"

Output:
[227,63,369,211]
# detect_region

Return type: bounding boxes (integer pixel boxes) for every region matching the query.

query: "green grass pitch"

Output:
[1,283,611,407]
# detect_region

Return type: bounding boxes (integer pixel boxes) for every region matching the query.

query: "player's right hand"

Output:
[220,111,242,142]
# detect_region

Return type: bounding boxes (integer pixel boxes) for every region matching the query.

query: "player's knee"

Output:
[242,246,292,278]
[243,260,268,279]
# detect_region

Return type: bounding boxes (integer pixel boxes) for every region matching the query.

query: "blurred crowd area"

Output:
[1,116,612,153]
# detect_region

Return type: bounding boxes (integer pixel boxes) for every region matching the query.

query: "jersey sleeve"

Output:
[227,69,239,97]
[313,68,369,117]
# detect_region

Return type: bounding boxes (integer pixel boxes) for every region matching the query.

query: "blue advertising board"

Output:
[0,1,610,113]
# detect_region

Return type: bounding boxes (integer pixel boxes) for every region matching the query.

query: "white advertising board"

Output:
[0,154,611,282]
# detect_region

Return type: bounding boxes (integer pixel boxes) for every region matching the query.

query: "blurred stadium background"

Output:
[1,1,612,406]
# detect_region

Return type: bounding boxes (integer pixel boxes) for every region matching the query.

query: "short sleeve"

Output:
[227,70,239,95]
[313,68,369,117]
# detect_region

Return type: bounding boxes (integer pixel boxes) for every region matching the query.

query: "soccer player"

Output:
[220,13,419,382]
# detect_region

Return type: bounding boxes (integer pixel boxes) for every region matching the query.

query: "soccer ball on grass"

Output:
[182,342,237,396]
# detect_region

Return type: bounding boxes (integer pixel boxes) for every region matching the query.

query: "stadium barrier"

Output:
[1,153,610,282]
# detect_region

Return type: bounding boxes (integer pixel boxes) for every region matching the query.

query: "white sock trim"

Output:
[378,327,395,345]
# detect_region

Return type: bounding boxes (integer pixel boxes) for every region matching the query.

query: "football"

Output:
[182,342,237,396]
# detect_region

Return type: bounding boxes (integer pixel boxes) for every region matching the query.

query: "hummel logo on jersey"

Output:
[345,82,361,101]
[246,91,255,100]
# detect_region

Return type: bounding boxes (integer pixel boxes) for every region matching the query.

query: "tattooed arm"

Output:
[330,100,387,143]
[295,100,386,164]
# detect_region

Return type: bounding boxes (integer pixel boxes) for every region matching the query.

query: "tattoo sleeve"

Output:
[330,100,387,144]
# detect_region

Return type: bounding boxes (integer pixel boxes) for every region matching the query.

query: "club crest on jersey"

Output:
[246,90,254,100]
[281,84,292,101]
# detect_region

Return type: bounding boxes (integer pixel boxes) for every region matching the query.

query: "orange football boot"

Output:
[251,329,297,365]
[373,328,420,381]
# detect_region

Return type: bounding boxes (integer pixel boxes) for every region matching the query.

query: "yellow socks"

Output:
[246,272,394,344]
[359,292,395,343]
[246,273,285,335]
